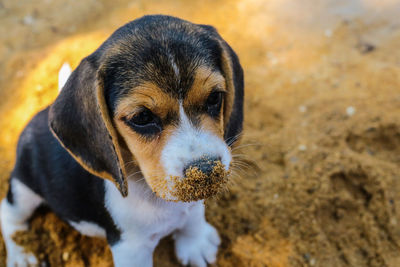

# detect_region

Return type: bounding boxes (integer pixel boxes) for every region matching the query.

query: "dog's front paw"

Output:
[6,245,38,267]
[173,223,221,267]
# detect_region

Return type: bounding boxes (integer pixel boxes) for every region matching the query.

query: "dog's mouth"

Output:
[149,159,229,202]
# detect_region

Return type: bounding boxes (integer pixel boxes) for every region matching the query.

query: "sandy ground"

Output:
[1,0,400,266]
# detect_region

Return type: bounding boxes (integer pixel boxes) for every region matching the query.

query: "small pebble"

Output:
[23,15,35,25]
[273,193,279,199]
[267,52,278,65]
[62,251,69,261]
[358,42,376,54]
[35,84,43,92]
[303,253,311,261]
[298,144,307,151]
[324,29,333,37]
[16,70,25,77]
[346,106,356,116]
[310,258,316,265]
[299,105,307,113]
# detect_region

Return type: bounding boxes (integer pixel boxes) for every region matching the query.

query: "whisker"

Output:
[231,153,249,158]
[127,170,143,179]
[124,160,138,167]
[226,133,244,146]
[231,160,251,167]
[133,177,146,183]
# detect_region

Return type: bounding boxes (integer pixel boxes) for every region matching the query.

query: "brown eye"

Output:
[206,91,223,117]
[124,108,162,136]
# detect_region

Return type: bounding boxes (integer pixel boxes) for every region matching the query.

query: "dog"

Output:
[0,15,243,267]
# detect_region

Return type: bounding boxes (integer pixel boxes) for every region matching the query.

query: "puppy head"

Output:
[49,15,244,200]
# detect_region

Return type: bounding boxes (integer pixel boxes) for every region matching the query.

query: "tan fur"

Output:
[96,76,128,196]
[115,82,178,119]
[114,83,179,192]
[184,66,226,107]
[114,121,177,193]
[199,114,224,137]
[219,45,235,132]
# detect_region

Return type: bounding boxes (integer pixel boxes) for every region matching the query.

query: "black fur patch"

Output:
[6,179,13,204]
[12,108,121,244]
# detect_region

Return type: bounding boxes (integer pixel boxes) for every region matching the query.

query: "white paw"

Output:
[7,245,38,267]
[174,223,221,267]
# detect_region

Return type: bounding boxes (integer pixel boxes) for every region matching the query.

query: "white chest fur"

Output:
[104,179,199,248]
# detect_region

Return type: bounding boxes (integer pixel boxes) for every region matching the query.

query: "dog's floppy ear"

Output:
[48,57,128,197]
[219,41,244,146]
[200,25,244,146]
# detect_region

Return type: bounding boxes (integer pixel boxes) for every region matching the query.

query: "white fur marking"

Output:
[174,219,220,267]
[1,179,43,267]
[173,201,221,267]
[178,103,192,131]
[158,104,231,200]
[69,221,106,238]
[104,179,198,266]
[167,52,180,81]
[58,62,72,92]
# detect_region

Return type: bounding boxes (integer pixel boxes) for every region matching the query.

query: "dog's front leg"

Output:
[110,237,155,267]
[173,201,221,267]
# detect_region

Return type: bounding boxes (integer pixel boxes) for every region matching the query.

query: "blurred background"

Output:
[1,0,400,266]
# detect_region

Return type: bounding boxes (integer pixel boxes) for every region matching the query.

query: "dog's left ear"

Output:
[48,57,128,197]
[200,25,244,146]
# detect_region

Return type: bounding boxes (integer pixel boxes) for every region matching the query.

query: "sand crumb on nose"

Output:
[148,160,229,202]
[172,160,229,202]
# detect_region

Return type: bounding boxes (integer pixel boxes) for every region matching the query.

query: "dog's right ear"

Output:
[198,24,244,147]
[49,57,128,197]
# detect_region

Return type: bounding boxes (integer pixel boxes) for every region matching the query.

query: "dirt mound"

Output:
[13,208,113,267]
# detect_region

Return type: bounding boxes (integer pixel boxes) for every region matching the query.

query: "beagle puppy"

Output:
[1,15,243,267]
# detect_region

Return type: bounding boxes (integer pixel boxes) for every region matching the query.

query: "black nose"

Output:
[183,156,221,177]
